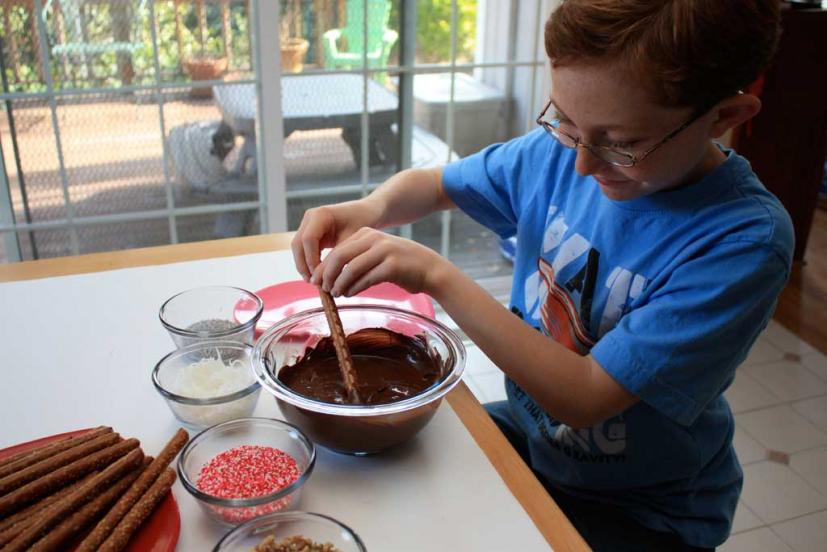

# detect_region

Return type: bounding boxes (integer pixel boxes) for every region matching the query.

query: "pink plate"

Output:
[0,429,180,552]
[238,280,435,338]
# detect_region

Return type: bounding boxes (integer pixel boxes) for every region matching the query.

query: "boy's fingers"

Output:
[341,264,387,298]
[310,262,324,286]
[290,230,310,280]
[303,235,322,276]
[321,237,373,292]
[331,247,384,297]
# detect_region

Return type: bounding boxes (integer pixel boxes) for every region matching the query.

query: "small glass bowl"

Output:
[153,341,261,430]
[213,511,366,552]
[159,286,263,348]
[178,418,316,527]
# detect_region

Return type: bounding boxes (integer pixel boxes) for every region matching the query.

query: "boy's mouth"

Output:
[594,176,631,188]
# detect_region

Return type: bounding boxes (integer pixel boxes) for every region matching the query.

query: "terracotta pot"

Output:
[280,38,309,73]
[182,55,229,98]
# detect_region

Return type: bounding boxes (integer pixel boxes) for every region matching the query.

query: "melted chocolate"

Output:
[278,328,442,405]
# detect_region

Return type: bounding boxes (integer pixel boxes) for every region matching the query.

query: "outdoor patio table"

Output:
[0,234,588,551]
[214,74,400,168]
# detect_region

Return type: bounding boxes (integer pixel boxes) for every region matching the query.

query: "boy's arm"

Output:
[428,260,639,430]
[366,167,455,228]
[292,167,454,278]
[314,228,634,429]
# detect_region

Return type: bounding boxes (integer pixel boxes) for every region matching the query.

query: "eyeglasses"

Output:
[536,99,705,168]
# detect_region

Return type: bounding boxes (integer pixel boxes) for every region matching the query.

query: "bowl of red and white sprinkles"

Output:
[177,417,316,526]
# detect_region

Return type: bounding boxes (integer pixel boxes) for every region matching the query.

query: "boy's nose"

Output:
[574,147,606,177]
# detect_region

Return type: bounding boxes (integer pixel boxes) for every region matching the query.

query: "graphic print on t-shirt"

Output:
[515,207,648,460]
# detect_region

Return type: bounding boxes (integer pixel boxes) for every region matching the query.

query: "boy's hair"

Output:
[545,0,781,113]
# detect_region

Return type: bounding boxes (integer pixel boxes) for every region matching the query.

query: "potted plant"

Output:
[182,16,229,99]
[280,0,309,73]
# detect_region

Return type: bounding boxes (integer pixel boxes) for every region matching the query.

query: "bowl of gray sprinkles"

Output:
[160,286,263,348]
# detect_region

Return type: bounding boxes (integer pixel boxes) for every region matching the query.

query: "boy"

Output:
[291,1,792,550]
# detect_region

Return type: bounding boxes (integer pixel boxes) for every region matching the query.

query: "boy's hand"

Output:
[291,200,383,281]
[310,227,446,298]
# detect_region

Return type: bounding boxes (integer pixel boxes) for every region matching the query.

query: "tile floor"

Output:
[443,311,827,552]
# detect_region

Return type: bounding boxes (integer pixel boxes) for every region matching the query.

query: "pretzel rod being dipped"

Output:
[76,429,188,552]
[0,427,112,479]
[0,432,120,496]
[2,448,144,552]
[28,457,152,552]
[318,288,361,403]
[0,438,139,517]
[97,468,176,552]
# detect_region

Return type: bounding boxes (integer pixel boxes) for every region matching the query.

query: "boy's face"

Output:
[549,62,721,201]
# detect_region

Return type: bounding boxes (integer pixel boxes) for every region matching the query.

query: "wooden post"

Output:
[112,0,134,85]
[245,0,251,67]
[77,1,94,81]
[337,0,345,28]
[197,0,206,52]
[173,0,185,61]
[220,0,231,61]
[29,0,44,82]
[2,0,21,82]
[313,0,324,66]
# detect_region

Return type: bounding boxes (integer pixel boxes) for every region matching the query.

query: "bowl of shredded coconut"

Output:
[153,341,261,429]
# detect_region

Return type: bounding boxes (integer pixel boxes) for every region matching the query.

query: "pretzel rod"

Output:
[97,468,176,552]
[0,479,93,547]
[0,432,120,496]
[318,288,361,403]
[28,457,152,552]
[0,471,96,535]
[0,438,139,517]
[2,448,145,552]
[77,429,188,552]
[0,432,84,470]
[0,427,112,479]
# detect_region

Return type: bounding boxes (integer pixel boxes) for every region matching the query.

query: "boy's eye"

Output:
[607,140,638,150]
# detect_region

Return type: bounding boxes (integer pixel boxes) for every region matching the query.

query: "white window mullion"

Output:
[360,0,370,198]
[254,0,287,233]
[148,0,178,244]
[0,147,21,261]
[398,0,416,240]
[34,0,79,255]
[440,0,460,259]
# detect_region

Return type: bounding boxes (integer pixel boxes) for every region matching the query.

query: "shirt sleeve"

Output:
[591,240,790,427]
[441,129,550,239]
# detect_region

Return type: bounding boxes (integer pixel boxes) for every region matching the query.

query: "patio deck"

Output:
[0,94,513,283]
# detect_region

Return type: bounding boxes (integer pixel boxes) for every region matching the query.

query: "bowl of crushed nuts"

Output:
[212,511,366,551]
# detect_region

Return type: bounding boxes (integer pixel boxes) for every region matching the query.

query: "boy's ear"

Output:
[708,93,762,139]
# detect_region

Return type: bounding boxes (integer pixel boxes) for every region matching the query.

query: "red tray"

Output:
[239,280,436,339]
[0,429,180,552]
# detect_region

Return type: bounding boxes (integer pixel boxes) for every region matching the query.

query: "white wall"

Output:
[476,0,559,140]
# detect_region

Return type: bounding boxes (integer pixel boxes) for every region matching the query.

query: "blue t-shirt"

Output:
[442,129,794,548]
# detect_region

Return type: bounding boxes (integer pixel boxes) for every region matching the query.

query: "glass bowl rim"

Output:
[177,417,316,508]
[152,341,260,406]
[159,285,264,338]
[251,304,466,417]
[212,510,367,552]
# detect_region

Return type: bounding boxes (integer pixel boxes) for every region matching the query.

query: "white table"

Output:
[0,234,587,551]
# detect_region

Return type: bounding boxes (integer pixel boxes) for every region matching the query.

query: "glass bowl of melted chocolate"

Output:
[252,305,465,455]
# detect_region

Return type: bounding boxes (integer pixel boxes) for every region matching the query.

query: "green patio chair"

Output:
[42,0,147,75]
[322,0,398,82]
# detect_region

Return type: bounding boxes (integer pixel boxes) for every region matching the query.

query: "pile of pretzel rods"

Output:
[0,426,188,552]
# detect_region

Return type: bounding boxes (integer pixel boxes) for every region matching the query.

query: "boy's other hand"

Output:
[310,227,446,298]
[291,200,383,281]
